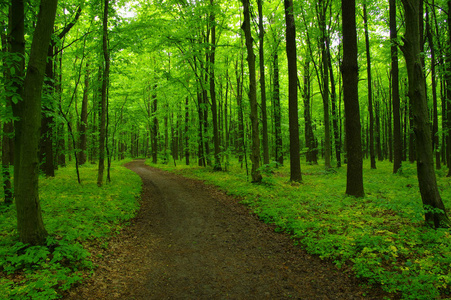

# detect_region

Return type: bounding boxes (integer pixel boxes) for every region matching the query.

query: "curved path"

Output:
[65,159,394,299]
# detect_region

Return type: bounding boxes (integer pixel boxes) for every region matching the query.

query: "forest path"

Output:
[65,159,392,299]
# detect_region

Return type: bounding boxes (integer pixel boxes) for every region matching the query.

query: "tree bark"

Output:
[426,6,440,170]
[363,3,376,169]
[273,51,283,165]
[342,0,364,197]
[78,65,89,165]
[209,1,221,171]
[242,0,262,183]
[257,0,269,165]
[2,20,13,205]
[13,0,58,245]
[400,0,450,227]
[97,0,109,187]
[390,0,402,173]
[318,0,331,170]
[284,0,302,182]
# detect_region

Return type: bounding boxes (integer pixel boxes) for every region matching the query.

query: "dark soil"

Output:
[64,159,396,299]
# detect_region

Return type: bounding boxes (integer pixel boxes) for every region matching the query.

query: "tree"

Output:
[390,0,402,174]
[97,0,110,187]
[363,2,376,169]
[12,0,58,245]
[257,0,269,165]
[284,0,302,182]
[241,0,262,183]
[400,0,450,227]
[209,0,221,171]
[342,0,364,197]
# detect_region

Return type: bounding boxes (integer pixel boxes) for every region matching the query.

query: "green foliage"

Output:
[0,161,141,299]
[155,160,451,299]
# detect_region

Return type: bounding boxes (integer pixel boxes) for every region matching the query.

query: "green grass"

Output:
[0,159,141,300]
[152,158,451,300]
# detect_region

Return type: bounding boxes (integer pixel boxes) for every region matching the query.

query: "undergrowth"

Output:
[153,159,451,300]
[0,159,141,300]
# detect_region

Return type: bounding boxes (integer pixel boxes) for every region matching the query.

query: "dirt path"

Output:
[65,160,394,299]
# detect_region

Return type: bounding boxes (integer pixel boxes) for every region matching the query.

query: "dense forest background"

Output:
[2,0,451,298]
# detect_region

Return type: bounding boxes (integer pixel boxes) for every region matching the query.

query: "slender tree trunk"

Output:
[97,0,109,187]
[152,85,158,164]
[185,97,190,165]
[273,51,283,165]
[284,0,302,182]
[342,0,364,197]
[209,1,221,171]
[363,3,376,169]
[318,0,331,170]
[390,0,402,173]
[257,0,269,165]
[426,6,440,170]
[2,22,13,204]
[401,0,450,227]
[303,59,313,164]
[242,0,262,182]
[326,36,341,167]
[236,59,245,167]
[79,65,89,165]
[13,0,58,245]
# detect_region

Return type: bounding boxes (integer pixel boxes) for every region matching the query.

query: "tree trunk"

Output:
[209,1,221,171]
[40,44,55,177]
[390,0,402,173]
[363,3,376,169]
[318,0,331,170]
[284,0,302,182]
[401,0,450,227]
[152,85,158,164]
[79,65,89,165]
[258,0,269,165]
[2,21,13,205]
[426,6,440,170]
[185,97,190,165]
[13,0,58,245]
[242,0,262,183]
[97,0,109,187]
[326,36,341,167]
[342,0,364,197]
[273,51,283,165]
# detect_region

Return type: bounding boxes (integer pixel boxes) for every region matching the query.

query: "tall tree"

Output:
[363,2,376,169]
[209,0,221,171]
[400,0,450,227]
[2,19,13,205]
[318,0,331,170]
[284,0,302,182]
[97,0,110,186]
[241,0,262,182]
[257,0,269,165]
[272,38,283,165]
[342,0,364,197]
[12,0,58,245]
[390,0,402,173]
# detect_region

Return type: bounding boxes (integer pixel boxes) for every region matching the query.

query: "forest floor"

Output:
[64,159,396,299]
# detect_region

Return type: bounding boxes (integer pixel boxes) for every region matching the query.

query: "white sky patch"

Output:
[118,2,137,19]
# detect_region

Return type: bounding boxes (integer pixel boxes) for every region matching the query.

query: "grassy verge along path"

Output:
[0,160,141,300]
[153,160,451,300]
